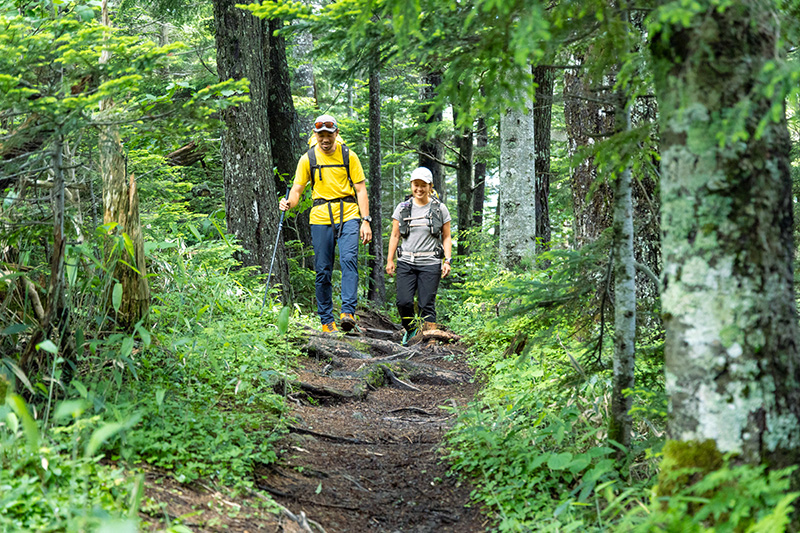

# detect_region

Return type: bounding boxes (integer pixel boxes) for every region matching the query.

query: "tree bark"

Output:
[267,18,311,254]
[533,65,553,251]
[499,76,536,269]
[419,71,445,200]
[454,108,473,257]
[563,59,614,248]
[608,93,635,461]
[472,115,487,231]
[214,0,289,300]
[99,0,149,328]
[367,66,385,305]
[651,0,800,477]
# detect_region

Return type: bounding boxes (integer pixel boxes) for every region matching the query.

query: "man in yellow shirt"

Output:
[279,114,372,333]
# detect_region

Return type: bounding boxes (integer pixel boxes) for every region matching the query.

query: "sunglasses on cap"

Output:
[314,121,337,130]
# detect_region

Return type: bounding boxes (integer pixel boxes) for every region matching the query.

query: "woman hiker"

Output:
[385,167,452,345]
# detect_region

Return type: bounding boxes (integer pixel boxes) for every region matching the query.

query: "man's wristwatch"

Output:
[362,216,372,223]
[444,258,452,264]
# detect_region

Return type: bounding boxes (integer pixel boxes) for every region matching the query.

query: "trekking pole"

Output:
[260,188,291,317]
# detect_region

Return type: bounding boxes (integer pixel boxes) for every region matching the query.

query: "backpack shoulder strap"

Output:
[308,146,318,190]
[341,144,355,194]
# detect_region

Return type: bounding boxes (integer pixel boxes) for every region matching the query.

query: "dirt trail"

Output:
[256,310,485,532]
[140,310,485,532]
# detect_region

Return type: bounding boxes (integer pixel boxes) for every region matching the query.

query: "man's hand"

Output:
[386,259,396,276]
[360,220,372,245]
[441,261,451,279]
[279,198,290,211]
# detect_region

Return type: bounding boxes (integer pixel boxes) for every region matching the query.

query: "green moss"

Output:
[364,366,386,389]
[657,439,724,498]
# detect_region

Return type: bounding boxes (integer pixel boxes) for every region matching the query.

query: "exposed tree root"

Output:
[271,377,368,404]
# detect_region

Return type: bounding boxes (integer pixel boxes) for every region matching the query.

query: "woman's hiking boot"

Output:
[340,312,356,332]
[401,328,418,346]
[321,322,339,333]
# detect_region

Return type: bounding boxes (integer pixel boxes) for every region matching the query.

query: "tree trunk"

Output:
[454,108,473,257]
[564,59,614,248]
[499,79,536,269]
[100,0,149,328]
[214,0,289,300]
[472,115,487,231]
[533,65,553,251]
[419,71,445,200]
[290,21,316,133]
[267,18,311,254]
[608,93,635,462]
[367,67,385,305]
[651,0,800,478]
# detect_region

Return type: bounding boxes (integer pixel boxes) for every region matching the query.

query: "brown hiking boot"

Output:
[340,312,356,332]
[321,322,338,333]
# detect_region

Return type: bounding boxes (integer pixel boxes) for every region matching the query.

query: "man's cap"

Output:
[313,114,338,133]
[410,167,433,184]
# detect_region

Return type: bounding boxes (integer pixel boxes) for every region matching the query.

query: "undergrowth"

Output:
[441,235,796,531]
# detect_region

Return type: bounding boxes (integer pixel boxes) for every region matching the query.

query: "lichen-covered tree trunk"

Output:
[267,18,311,256]
[472,115,487,230]
[651,0,800,472]
[454,108,473,257]
[564,61,614,248]
[608,97,635,460]
[419,71,445,200]
[499,81,536,268]
[367,67,385,305]
[214,0,289,297]
[99,0,149,328]
[533,65,553,250]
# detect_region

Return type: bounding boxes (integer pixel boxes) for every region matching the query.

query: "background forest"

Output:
[3,0,800,531]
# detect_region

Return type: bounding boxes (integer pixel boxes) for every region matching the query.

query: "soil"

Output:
[140,309,487,533]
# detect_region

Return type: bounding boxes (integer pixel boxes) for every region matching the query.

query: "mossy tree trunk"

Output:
[651,0,800,473]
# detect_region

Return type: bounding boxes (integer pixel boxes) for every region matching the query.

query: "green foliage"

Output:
[620,459,798,532]
[1,395,142,532]
[445,362,640,531]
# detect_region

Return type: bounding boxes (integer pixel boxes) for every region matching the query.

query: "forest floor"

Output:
[140,309,487,533]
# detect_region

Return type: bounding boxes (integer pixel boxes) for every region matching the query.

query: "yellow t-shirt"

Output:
[294,143,365,225]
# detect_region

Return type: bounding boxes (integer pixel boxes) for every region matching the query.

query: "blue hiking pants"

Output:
[311,219,360,325]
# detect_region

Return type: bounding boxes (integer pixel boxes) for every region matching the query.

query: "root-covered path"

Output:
[258,310,484,532]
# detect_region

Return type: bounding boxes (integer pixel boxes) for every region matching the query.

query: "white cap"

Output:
[410,167,433,184]
[313,114,338,132]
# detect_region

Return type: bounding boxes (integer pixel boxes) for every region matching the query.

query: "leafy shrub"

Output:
[619,461,798,532]
[445,361,629,531]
